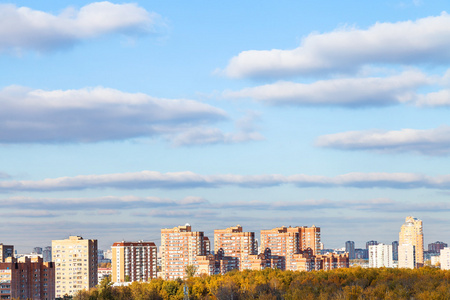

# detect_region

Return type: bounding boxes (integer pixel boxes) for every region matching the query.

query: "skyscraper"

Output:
[52,236,98,298]
[399,216,424,267]
[0,244,14,262]
[345,241,355,260]
[214,225,257,271]
[112,241,157,282]
[160,224,208,279]
[392,241,399,261]
[369,244,393,268]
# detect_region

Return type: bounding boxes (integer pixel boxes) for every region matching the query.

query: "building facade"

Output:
[345,241,355,260]
[111,241,157,283]
[0,244,13,263]
[160,224,208,279]
[52,236,98,298]
[399,216,424,267]
[214,225,257,272]
[398,244,415,269]
[428,241,448,254]
[0,256,55,300]
[440,247,450,270]
[368,244,393,268]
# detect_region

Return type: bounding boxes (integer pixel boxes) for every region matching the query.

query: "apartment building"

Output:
[399,216,424,267]
[160,224,208,279]
[214,225,257,272]
[112,241,157,282]
[440,247,450,270]
[0,256,55,300]
[52,236,98,298]
[369,244,393,268]
[0,244,13,263]
[398,244,415,269]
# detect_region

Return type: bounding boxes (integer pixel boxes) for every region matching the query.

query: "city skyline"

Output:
[1,0,450,251]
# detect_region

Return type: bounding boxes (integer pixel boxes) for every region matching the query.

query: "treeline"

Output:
[75,267,450,299]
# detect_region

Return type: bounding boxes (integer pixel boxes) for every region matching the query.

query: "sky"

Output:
[1,0,450,252]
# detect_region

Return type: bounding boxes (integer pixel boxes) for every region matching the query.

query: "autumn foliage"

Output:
[75,267,450,299]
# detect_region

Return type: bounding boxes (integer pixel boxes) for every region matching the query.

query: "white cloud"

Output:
[0,195,208,210]
[316,126,450,155]
[224,71,427,106]
[0,2,161,52]
[1,170,450,192]
[224,12,450,78]
[416,89,450,106]
[0,85,227,143]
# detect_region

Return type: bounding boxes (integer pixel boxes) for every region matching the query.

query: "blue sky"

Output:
[1,0,450,252]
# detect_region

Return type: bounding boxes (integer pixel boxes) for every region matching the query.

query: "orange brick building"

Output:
[0,256,55,300]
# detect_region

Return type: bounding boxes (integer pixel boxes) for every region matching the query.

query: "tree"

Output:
[185,265,198,278]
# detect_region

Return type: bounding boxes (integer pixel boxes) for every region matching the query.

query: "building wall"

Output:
[0,256,54,300]
[345,241,355,260]
[52,236,98,298]
[399,216,424,267]
[111,241,157,283]
[160,224,207,280]
[369,244,393,268]
[214,225,257,272]
[0,245,14,263]
[441,247,450,270]
[398,244,415,269]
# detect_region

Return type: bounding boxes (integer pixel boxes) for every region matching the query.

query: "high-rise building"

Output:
[399,216,424,267]
[33,247,43,255]
[369,244,393,268]
[52,236,98,298]
[214,225,257,271]
[345,241,355,260]
[160,224,208,279]
[428,241,448,254]
[300,225,321,255]
[398,244,415,269]
[392,241,399,261]
[260,226,302,270]
[0,256,55,300]
[0,244,14,262]
[111,241,157,282]
[43,246,52,263]
[366,240,378,250]
[440,247,450,270]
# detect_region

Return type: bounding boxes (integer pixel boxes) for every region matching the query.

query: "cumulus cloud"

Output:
[0,85,227,144]
[0,2,161,52]
[416,89,450,106]
[224,71,427,106]
[224,12,450,78]
[1,170,450,192]
[316,126,450,155]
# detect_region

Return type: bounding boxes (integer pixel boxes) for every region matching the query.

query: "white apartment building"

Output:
[398,244,415,269]
[368,244,393,268]
[440,247,450,270]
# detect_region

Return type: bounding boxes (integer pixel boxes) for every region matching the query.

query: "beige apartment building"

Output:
[160,224,208,279]
[0,244,14,263]
[112,241,157,283]
[214,225,257,271]
[52,236,98,298]
[399,216,424,268]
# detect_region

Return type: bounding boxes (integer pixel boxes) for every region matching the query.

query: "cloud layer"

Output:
[0,2,160,52]
[316,126,450,155]
[0,86,228,144]
[224,71,427,107]
[1,170,450,192]
[224,12,450,78]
